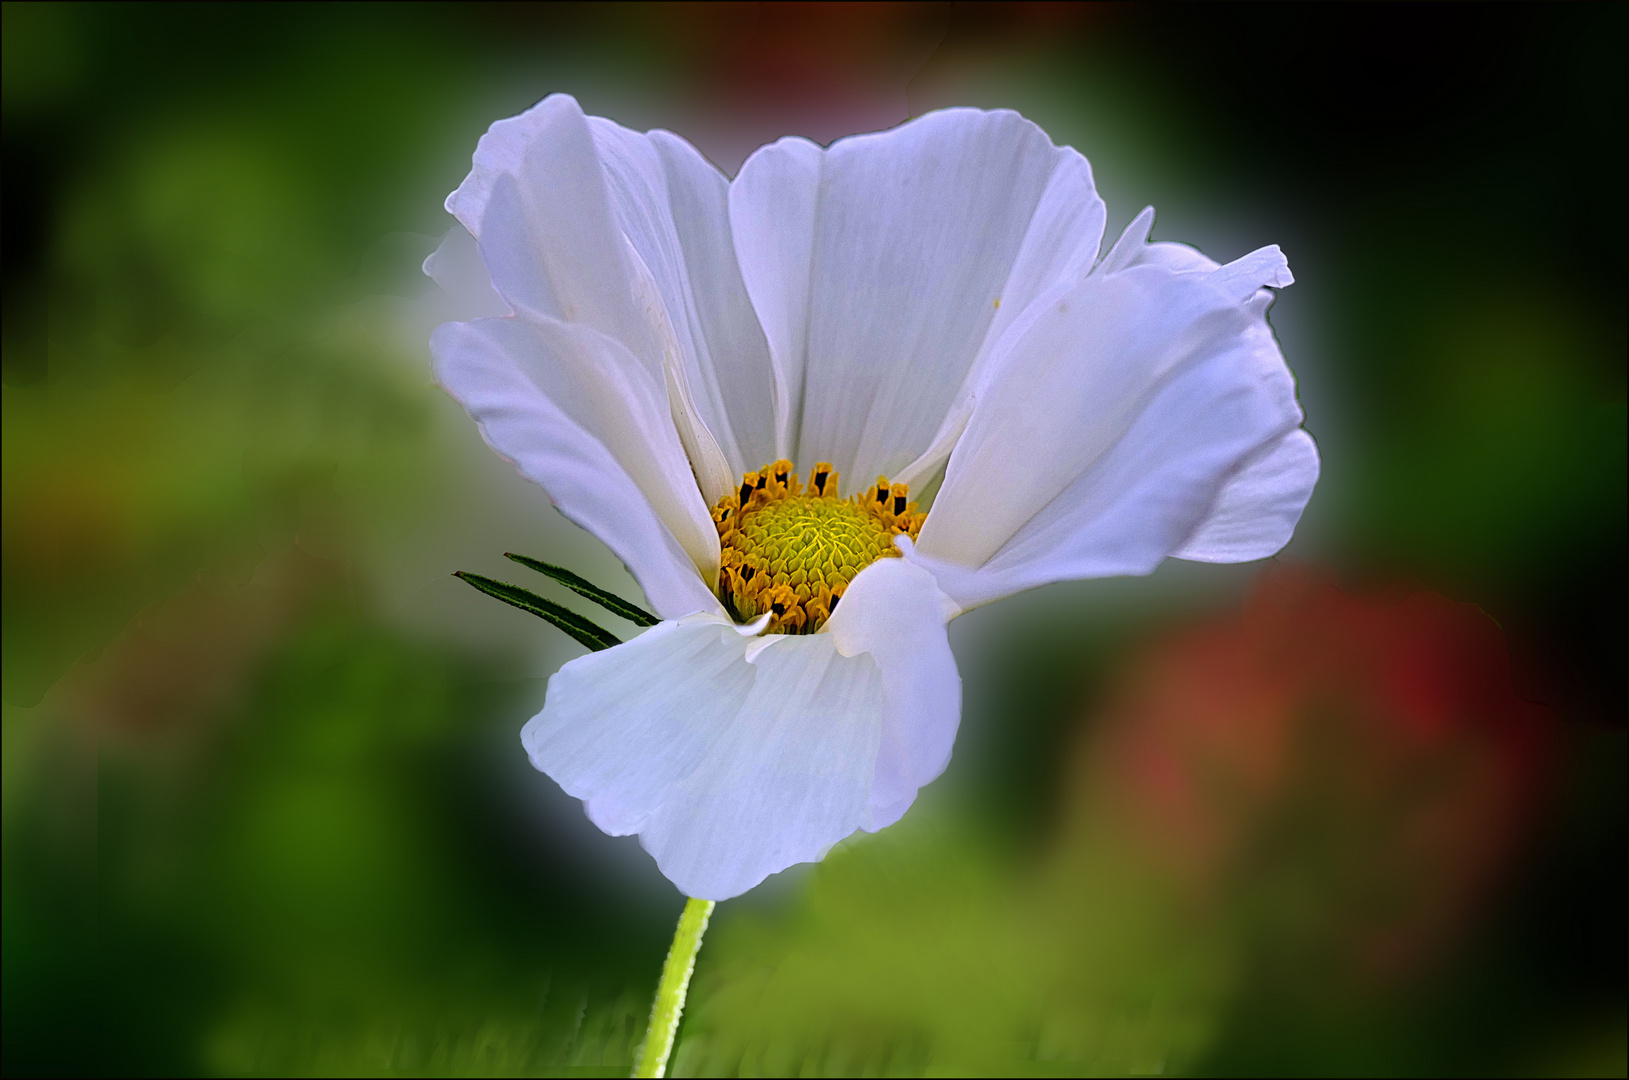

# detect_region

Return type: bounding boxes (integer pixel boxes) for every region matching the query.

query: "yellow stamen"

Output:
[712,461,926,634]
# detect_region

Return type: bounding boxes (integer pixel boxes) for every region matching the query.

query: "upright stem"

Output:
[634,896,714,1078]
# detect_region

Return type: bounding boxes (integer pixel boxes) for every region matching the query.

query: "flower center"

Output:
[711,459,925,634]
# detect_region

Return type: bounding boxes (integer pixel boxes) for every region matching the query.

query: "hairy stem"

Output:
[634,897,714,1078]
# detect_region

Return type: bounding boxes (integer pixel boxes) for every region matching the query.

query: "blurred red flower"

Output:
[1075,565,1555,984]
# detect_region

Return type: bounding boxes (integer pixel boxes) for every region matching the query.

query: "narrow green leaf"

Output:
[453,572,622,651]
[504,553,660,626]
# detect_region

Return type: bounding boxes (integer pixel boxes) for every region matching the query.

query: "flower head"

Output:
[430,94,1319,899]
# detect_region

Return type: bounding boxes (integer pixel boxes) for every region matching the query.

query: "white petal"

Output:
[523,617,758,835]
[1100,210,1294,298]
[592,122,780,479]
[525,615,888,900]
[1132,239,1220,275]
[972,145,1107,379]
[566,122,736,503]
[912,254,1308,609]
[521,557,964,899]
[907,343,1298,608]
[825,557,961,831]
[893,395,973,491]
[450,96,772,506]
[445,104,542,237]
[422,227,510,321]
[892,142,1107,494]
[1174,427,1320,562]
[432,316,723,619]
[917,264,1243,568]
[639,634,885,899]
[465,97,666,369]
[729,136,824,463]
[1096,205,1157,276]
[1207,244,1294,301]
[729,109,1106,490]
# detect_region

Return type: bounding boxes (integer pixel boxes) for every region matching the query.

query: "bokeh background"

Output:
[3,3,1623,1076]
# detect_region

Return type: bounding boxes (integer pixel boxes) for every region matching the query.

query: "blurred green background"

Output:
[3,4,1623,1076]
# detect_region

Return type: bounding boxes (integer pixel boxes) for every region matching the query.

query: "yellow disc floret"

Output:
[713,459,926,634]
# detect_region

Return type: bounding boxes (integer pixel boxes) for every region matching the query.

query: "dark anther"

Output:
[775,470,788,484]
[829,594,841,611]
[772,601,786,615]
[755,474,767,490]
[742,566,755,581]
[739,482,753,504]
[893,495,907,515]
[875,487,888,503]
[814,472,828,494]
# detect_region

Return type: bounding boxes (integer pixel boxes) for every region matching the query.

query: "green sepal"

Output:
[504,553,660,627]
[453,571,622,652]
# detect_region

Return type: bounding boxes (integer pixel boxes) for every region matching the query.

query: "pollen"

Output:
[712,459,926,634]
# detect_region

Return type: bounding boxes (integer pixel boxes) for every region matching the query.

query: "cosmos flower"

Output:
[428,94,1319,900]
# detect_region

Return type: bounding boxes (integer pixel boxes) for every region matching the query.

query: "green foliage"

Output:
[674,813,1230,1078]
[455,572,622,652]
[506,553,661,628]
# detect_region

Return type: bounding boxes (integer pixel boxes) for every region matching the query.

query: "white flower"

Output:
[429,94,1319,900]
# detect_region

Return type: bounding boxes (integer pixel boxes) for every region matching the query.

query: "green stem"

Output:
[634,896,714,1078]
